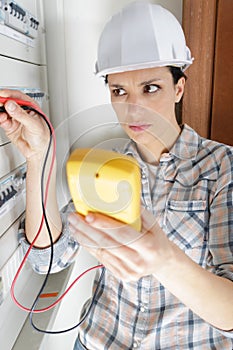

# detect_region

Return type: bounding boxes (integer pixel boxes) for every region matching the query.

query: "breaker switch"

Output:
[0,185,17,208]
[5,186,17,201]
[0,193,4,208]
[0,191,7,206]
[30,17,39,30]
[0,164,26,237]
[10,185,17,196]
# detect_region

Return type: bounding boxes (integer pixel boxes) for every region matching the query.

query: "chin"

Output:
[130,133,150,145]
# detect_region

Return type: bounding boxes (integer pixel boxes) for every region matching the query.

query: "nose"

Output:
[113,101,145,124]
[125,92,143,108]
[113,90,144,117]
[126,98,148,120]
[112,91,149,124]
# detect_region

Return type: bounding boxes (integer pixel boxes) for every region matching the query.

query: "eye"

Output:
[143,84,160,94]
[111,87,126,97]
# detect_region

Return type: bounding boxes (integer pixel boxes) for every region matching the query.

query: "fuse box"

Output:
[0,0,39,39]
[0,0,47,65]
[0,164,26,238]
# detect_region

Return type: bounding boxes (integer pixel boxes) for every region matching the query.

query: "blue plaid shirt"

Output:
[19,125,233,349]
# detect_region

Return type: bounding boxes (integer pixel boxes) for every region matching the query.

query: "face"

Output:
[108,67,185,159]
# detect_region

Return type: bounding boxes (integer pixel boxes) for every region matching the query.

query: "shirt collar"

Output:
[169,124,200,160]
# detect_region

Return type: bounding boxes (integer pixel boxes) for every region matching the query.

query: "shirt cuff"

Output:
[18,202,79,274]
[215,327,233,339]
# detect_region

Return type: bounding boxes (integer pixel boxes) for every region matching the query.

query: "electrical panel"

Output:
[0,0,46,64]
[0,244,48,350]
[0,1,50,349]
[0,1,40,39]
[0,164,26,239]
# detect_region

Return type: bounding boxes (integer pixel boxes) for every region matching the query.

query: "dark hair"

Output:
[168,66,187,84]
[168,66,186,124]
[104,66,186,85]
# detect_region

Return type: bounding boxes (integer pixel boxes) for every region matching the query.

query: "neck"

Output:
[136,124,181,164]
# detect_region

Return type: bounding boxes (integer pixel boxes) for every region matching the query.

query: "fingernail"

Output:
[68,214,77,225]
[6,101,17,112]
[69,225,76,234]
[85,213,94,223]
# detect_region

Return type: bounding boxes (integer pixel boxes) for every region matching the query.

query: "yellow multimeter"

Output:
[66,148,141,231]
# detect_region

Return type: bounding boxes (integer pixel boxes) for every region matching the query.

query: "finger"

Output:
[68,213,117,249]
[69,212,140,250]
[0,113,17,132]
[68,214,147,275]
[69,214,150,279]
[85,245,129,274]
[4,100,38,129]
[84,212,144,245]
[0,112,8,123]
[0,89,34,103]
[86,245,144,281]
[85,211,127,230]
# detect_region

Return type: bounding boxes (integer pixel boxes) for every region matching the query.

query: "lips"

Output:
[128,123,151,132]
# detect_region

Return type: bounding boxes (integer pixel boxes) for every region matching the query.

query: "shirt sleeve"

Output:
[18,200,80,274]
[208,150,233,282]
[208,150,233,339]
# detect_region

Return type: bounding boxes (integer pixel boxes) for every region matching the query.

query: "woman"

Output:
[0,2,233,349]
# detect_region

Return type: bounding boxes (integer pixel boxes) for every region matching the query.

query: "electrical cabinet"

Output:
[0,1,50,349]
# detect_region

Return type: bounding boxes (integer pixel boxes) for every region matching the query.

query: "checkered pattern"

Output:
[19,125,233,349]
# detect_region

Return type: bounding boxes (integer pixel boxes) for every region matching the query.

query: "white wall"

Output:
[44,0,182,209]
[64,0,182,115]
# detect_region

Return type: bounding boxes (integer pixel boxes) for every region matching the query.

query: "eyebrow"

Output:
[139,78,163,86]
[109,78,163,88]
[109,83,123,88]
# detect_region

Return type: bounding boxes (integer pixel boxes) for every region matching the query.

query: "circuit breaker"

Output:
[0,0,47,65]
[0,1,40,38]
[0,164,26,239]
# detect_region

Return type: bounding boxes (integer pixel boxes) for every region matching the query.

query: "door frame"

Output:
[182,0,217,138]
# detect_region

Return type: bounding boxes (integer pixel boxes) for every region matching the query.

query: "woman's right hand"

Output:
[0,89,50,161]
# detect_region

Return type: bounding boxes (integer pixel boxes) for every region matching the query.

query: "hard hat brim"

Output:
[95,58,194,77]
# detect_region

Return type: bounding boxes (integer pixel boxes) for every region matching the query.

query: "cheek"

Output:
[150,98,176,119]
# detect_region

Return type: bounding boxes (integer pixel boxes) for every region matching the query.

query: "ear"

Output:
[175,77,185,103]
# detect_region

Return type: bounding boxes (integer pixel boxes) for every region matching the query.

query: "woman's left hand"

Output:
[68,209,174,281]
[68,208,233,330]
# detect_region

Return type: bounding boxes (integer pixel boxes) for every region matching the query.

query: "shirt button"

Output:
[140,306,146,312]
[133,341,140,348]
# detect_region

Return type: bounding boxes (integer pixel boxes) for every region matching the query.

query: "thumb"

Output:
[4,100,34,128]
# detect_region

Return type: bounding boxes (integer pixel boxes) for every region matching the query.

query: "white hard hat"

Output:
[95,1,193,76]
